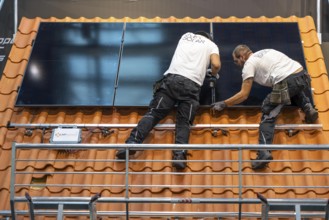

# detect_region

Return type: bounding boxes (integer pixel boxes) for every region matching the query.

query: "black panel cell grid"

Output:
[16,22,124,106]
[114,22,211,106]
[15,22,308,107]
[201,22,307,106]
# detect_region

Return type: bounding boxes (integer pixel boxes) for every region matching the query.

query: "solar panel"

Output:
[114,22,211,106]
[205,22,309,106]
[15,22,310,107]
[16,22,124,106]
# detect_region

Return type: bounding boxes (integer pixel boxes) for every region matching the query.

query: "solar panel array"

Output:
[15,22,308,107]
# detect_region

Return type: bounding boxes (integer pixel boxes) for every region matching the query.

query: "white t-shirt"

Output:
[164,32,219,86]
[242,49,302,87]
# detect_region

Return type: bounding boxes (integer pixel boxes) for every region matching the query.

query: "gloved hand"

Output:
[211,101,227,111]
[206,69,219,79]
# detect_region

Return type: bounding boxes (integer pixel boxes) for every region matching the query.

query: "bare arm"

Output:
[210,53,221,76]
[224,77,253,106]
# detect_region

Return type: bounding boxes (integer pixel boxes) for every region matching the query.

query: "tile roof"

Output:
[1,16,329,219]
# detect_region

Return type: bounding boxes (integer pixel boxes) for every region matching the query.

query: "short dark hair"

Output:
[194,31,213,41]
[233,44,252,58]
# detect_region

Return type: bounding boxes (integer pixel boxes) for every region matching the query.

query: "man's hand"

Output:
[211,101,227,111]
[206,69,219,79]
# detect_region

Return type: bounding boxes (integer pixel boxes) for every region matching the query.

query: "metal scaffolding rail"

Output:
[8,122,323,130]
[8,142,329,220]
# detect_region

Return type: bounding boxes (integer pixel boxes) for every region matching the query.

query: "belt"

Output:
[165,73,200,88]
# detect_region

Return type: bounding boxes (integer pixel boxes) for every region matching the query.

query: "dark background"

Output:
[0,0,14,80]
[16,0,317,20]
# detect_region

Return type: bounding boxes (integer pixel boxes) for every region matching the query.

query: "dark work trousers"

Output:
[126,74,201,145]
[259,70,312,145]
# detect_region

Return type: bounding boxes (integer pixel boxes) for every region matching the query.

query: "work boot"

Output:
[303,103,318,124]
[172,150,187,171]
[251,150,273,170]
[116,142,137,159]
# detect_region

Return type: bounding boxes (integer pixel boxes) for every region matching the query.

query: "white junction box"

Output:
[50,127,82,144]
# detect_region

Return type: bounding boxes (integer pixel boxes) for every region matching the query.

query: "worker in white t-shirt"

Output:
[212,44,318,170]
[116,31,221,171]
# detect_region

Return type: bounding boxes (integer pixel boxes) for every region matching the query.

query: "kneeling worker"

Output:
[116,31,221,171]
[212,45,318,170]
